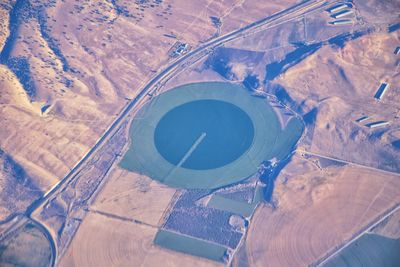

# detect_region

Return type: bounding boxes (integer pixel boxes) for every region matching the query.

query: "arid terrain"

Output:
[0,0,307,224]
[1,0,399,266]
[245,154,400,266]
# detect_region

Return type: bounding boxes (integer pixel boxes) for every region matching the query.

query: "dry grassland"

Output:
[0,0,301,201]
[276,32,400,172]
[59,212,222,267]
[0,1,13,52]
[90,166,176,226]
[245,153,400,267]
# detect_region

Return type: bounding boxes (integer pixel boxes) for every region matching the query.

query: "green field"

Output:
[207,194,256,217]
[154,230,227,262]
[271,116,304,160]
[207,185,264,217]
[120,82,304,189]
[253,185,264,203]
[323,233,400,267]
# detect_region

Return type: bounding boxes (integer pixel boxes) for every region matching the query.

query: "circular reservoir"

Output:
[120,82,304,189]
[154,100,254,170]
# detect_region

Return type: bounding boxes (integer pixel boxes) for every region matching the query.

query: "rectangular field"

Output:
[154,230,227,262]
[207,195,256,217]
[324,233,400,267]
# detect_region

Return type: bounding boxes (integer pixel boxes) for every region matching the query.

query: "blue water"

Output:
[154,100,255,170]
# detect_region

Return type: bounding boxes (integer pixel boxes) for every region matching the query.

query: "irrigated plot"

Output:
[323,234,400,267]
[245,153,400,267]
[322,207,400,266]
[120,82,303,189]
[59,212,221,267]
[154,230,228,262]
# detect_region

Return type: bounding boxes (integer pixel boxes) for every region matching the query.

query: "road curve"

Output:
[2,0,332,266]
[26,0,329,218]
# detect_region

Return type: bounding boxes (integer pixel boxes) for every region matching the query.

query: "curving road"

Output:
[1,0,334,266]
[25,0,330,218]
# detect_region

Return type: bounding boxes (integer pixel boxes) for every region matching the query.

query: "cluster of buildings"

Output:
[356,115,391,129]
[326,2,355,26]
[355,44,400,129]
[373,42,400,102]
[169,41,189,58]
[352,25,400,130]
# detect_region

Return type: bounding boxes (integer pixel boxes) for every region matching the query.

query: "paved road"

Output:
[25,0,330,218]
[315,203,400,266]
[296,149,400,267]
[297,149,400,266]
[1,0,334,265]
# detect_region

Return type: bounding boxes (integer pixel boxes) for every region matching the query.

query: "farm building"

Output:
[356,116,369,123]
[374,83,390,100]
[330,19,353,26]
[366,121,390,129]
[331,10,353,19]
[328,3,352,13]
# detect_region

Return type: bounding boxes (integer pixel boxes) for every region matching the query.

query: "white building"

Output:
[331,10,354,19]
[330,20,353,26]
[329,3,351,13]
[367,121,390,129]
[374,83,390,100]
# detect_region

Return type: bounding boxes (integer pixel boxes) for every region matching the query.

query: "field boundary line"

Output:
[313,203,400,266]
[297,149,400,177]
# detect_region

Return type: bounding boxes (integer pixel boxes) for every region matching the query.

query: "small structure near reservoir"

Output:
[374,82,390,100]
[365,121,390,129]
[331,10,353,19]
